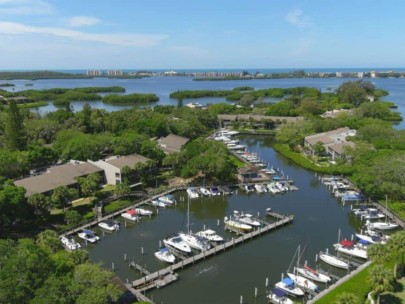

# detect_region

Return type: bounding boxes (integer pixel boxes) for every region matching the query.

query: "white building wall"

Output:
[88,160,121,185]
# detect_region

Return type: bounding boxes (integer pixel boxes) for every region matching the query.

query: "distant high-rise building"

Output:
[107,70,123,76]
[86,70,102,76]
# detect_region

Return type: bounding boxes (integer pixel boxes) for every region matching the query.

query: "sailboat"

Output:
[295,263,332,284]
[179,197,211,251]
[333,230,368,260]
[365,196,399,231]
[319,250,350,269]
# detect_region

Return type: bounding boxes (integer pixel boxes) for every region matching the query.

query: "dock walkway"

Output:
[131,213,294,292]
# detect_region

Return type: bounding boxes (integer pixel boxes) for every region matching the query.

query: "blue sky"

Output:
[1,0,405,69]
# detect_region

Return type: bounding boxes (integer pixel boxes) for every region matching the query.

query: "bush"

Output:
[103,200,131,214]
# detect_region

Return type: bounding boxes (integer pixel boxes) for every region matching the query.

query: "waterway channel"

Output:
[88,135,364,304]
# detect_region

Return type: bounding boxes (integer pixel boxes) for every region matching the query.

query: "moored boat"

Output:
[134,208,153,217]
[199,187,212,196]
[154,247,176,263]
[254,183,267,193]
[60,236,81,250]
[287,271,318,292]
[179,232,211,251]
[319,251,350,269]
[275,277,304,297]
[151,199,167,208]
[268,288,294,304]
[233,211,261,227]
[163,234,192,254]
[295,264,332,283]
[244,184,255,193]
[158,194,176,205]
[121,209,141,221]
[98,220,120,231]
[187,187,199,199]
[334,240,368,259]
[366,220,399,231]
[224,216,252,231]
[210,186,221,196]
[195,229,224,243]
[78,229,100,243]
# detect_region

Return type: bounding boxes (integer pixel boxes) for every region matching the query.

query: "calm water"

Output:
[88,136,363,304]
[4,76,405,129]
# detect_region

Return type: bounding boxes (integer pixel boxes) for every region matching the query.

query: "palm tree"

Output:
[335,292,360,304]
[368,265,395,304]
[387,231,405,277]
[367,243,389,264]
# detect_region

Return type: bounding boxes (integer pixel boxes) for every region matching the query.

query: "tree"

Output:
[335,292,360,304]
[0,181,27,227]
[177,97,183,108]
[368,265,395,303]
[36,229,62,254]
[238,94,254,107]
[27,142,58,169]
[51,186,71,210]
[114,182,130,198]
[76,173,101,197]
[337,81,367,106]
[368,243,389,264]
[4,100,26,150]
[312,141,326,156]
[387,231,405,277]
[28,193,51,219]
[64,210,83,226]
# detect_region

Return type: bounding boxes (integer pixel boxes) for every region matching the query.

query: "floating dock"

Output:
[130,212,294,293]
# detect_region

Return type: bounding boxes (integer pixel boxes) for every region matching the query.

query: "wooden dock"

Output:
[131,213,294,292]
[130,262,151,275]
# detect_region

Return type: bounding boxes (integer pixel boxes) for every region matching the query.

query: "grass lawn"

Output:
[229,155,245,168]
[100,184,116,192]
[388,201,405,221]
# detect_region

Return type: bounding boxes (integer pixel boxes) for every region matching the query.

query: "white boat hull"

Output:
[196,229,224,243]
[268,294,294,304]
[287,273,318,292]
[319,253,349,269]
[179,233,211,251]
[334,244,368,259]
[154,248,175,263]
[60,236,81,250]
[163,236,192,253]
[275,282,304,297]
[187,188,199,198]
[225,219,252,231]
[295,267,331,283]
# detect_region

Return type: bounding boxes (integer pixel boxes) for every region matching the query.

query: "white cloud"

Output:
[0,21,168,47]
[67,16,101,27]
[0,0,53,15]
[285,9,311,30]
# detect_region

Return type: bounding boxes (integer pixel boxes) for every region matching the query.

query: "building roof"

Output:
[327,141,356,155]
[15,161,102,196]
[104,154,150,169]
[305,127,350,146]
[217,114,304,124]
[158,134,189,153]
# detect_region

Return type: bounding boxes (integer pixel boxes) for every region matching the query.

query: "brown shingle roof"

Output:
[105,154,150,169]
[15,161,102,196]
[158,134,189,153]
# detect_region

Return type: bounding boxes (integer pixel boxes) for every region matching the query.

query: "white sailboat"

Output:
[334,239,368,259]
[121,209,141,221]
[275,277,304,297]
[319,250,350,270]
[365,196,399,231]
[287,271,318,293]
[295,264,332,283]
[179,197,211,251]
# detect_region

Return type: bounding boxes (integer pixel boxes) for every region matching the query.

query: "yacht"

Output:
[268,288,294,304]
[78,229,100,243]
[60,236,81,250]
[134,208,153,217]
[254,183,267,193]
[158,194,176,205]
[210,186,221,196]
[98,220,120,231]
[179,232,211,251]
[151,199,167,208]
[287,271,318,293]
[334,240,368,259]
[154,247,176,263]
[195,229,224,243]
[224,216,252,231]
[163,234,192,254]
[199,187,212,196]
[366,220,399,231]
[187,187,199,199]
[233,211,261,227]
[267,182,281,194]
[244,184,255,193]
[319,251,349,269]
[121,209,141,221]
[275,277,304,297]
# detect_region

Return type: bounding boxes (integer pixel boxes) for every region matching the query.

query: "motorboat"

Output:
[276,182,289,192]
[224,216,252,231]
[98,220,120,231]
[187,187,199,199]
[210,186,221,196]
[154,247,176,263]
[60,236,81,250]
[287,271,318,293]
[254,184,267,193]
[199,187,212,196]
[361,210,385,220]
[163,234,192,254]
[195,229,224,243]
[341,190,364,202]
[244,184,255,193]
[261,167,278,175]
[268,288,294,304]
[275,277,304,297]
[179,232,211,251]
[78,229,100,243]
[227,143,246,151]
[352,206,375,217]
[267,182,281,194]
[151,199,166,208]
[366,220,399,231]
[219,128,239,136]
[121,209,141,221]
[319,251,349,269]
[334,240,368,259]
[295,264,332,283]
[233,211,261,227]
[134,208,153,217]
[219,186,233,195]
[158,194,176,205]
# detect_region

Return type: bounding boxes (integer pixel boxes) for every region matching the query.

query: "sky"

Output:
[1,0,405,69]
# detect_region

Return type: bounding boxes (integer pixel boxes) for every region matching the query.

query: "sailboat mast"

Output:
[187,196,190,234]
